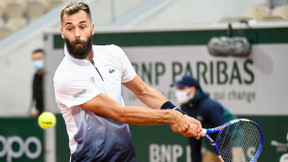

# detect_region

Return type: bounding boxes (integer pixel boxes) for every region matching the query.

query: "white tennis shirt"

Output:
[53,44,137,161]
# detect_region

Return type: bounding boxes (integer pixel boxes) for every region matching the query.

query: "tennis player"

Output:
[53,2,202,161]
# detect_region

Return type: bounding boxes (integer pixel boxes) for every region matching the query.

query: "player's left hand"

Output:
[185,116,202,139]
[169,112,202,139]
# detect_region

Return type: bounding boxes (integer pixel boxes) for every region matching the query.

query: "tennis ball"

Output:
[38,112,56,129]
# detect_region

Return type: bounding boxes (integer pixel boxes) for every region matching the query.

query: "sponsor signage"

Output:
[122,44,288,115]
[0,136,42,162]
[0,118,44,162]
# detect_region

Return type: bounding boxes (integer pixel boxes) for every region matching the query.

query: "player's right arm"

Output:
[80,93,201,139]
[54,67,201,138]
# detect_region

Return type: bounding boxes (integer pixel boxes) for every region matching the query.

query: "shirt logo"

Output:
[73,89,87,98]
[109,68,115,74]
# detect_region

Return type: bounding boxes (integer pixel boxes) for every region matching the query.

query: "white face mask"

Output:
[175,88,194,104]
[32,60,44,70]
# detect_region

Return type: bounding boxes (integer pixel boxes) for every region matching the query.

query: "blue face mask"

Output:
[32,60,44,70]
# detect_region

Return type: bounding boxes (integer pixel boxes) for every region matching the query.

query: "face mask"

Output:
[175,88,194,104]
[32,60,44,70]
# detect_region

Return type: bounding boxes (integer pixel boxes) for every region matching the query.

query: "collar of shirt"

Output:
[64,45,94,66]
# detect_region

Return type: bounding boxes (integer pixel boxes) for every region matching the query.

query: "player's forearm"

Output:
[136,86,168,109]
[81,94,201,137]
[118,106,176,125]
[81,94,175,126]
[123,75,167,109]
[115,106,201,138]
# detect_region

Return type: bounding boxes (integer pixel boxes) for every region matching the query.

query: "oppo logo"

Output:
[0,135,42,162]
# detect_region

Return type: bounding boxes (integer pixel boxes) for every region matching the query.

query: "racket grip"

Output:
[200,129,207,136]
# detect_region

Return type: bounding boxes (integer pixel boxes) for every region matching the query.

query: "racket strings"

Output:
[216,122,260,162]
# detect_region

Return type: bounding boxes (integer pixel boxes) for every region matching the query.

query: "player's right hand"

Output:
[169,112,202,139]
[186,116,202,139]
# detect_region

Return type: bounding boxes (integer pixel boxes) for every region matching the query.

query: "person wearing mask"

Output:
[30,49,45,117]
[173,75,237,162]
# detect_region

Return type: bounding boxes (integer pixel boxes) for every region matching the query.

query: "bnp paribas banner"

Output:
[122,44,288,115]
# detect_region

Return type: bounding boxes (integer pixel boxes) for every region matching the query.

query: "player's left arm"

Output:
[123,74,168,109]
[123,74,202,137]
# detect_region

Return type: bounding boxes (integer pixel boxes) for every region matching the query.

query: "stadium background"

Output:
[0,0,288,161]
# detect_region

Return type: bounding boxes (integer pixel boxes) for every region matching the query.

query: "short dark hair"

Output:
[60,1,91,25]
[32,49,45,55]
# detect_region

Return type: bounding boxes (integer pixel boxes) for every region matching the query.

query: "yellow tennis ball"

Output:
[38,112,56,129]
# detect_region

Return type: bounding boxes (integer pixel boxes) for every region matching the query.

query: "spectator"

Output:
[173,75,237,162]
[30,49,45,117]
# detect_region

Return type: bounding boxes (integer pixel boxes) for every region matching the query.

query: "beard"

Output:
[65,34,93,60]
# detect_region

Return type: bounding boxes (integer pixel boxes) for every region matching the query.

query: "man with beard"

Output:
[54,2,202,162]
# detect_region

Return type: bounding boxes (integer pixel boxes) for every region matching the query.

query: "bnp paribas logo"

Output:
[109,68,115,74]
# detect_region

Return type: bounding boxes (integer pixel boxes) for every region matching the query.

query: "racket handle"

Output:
[200,129,207,136]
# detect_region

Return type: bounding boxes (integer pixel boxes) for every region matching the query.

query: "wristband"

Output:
[172,107,187,115]
[161,101,186,114]
[161,101,176,109]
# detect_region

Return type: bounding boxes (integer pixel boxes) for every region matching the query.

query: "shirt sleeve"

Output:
[111,45,136,83]
[54,73,101,108]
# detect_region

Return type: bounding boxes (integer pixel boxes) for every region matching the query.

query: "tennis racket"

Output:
[200,118,263,162]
